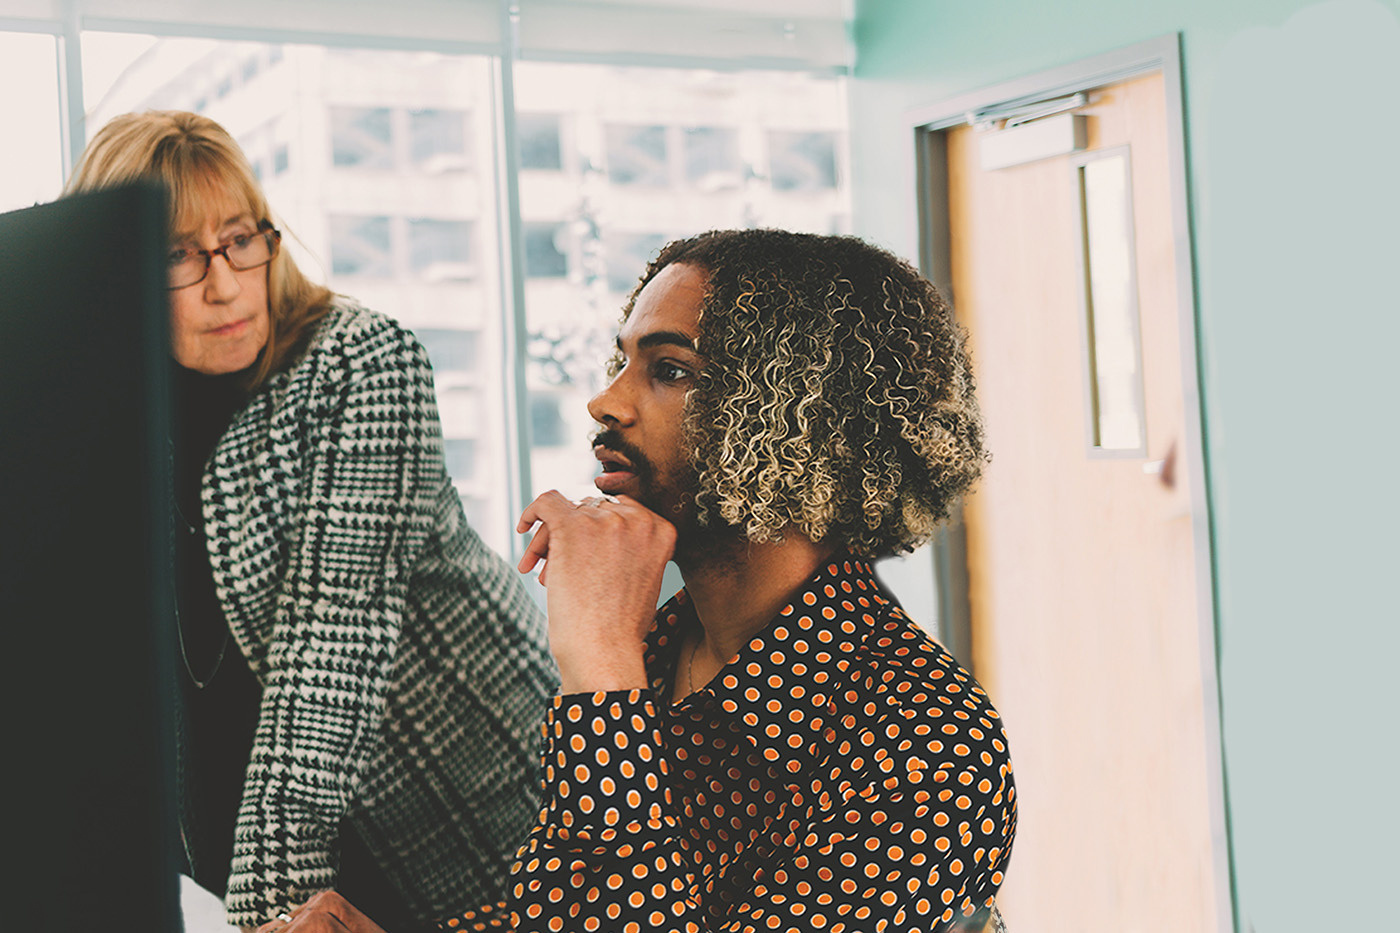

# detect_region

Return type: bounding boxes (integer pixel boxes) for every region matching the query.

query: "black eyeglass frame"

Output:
[167,223,282,290]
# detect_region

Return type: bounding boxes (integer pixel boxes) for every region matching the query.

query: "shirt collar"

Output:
[644,553,894,773]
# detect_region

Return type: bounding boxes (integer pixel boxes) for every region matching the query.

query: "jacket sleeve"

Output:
[448,687,1014,933]
[222,319,441,925]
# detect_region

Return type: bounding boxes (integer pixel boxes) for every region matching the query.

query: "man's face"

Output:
[588,262,706,534]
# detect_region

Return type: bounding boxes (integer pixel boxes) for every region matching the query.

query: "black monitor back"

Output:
[0,183,180,932]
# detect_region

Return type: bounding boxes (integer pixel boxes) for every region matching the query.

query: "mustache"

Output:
[591,428,652,479]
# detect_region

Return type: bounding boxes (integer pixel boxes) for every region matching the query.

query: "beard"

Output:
[590,428,741,564]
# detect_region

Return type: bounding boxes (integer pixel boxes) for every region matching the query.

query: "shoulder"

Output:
[859,600,1013,782]
[299,298,428,370]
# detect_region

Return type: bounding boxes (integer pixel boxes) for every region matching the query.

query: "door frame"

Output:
[904,34,1235,933]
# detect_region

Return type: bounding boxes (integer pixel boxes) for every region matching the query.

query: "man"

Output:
[270,230,1015,933]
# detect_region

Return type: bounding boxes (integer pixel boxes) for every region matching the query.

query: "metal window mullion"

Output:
[59,2,85,178]
[494,0,533,561]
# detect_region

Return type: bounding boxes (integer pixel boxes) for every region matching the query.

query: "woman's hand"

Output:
[253,891,386,933]
[517,492,675,694]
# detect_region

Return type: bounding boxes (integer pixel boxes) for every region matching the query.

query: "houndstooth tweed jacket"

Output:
[201,300,556,927]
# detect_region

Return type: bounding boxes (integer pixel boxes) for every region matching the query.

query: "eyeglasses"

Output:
[167,226,281,290]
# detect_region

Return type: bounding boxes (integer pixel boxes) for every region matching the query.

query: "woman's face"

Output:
[168,192,271,375]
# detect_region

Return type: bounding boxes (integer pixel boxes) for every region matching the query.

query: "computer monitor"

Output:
[0,183,181,932]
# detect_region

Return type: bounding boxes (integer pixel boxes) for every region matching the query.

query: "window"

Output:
[0,32,63,213]
[684,126,742,190]
[524,223,569,279]
[330,215,393,277]
[518,113,564,171]
[417,328,480,373]
[514,62,850,501]
[331,106,394,169]
[530,394,569,448]
[57,32,849,557]
[443,438,477,485]
[606,232,667,294]
[768,131,839,191]
[606,124,668,186]
[409,108,469,171]
[408,218,473,280]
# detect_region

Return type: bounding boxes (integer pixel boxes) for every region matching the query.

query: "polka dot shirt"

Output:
[440,555,1016,932]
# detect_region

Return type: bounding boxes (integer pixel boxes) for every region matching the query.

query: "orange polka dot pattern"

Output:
[439,556,1015,932]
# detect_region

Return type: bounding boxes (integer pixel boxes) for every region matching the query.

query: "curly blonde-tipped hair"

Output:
[64,110,332,388]
[618,229,987,559]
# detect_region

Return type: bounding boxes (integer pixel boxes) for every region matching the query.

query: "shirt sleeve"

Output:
[222,320,440,925]
[462,689,1014,933]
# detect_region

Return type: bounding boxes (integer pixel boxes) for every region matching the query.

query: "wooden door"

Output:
[946,72,1224,931]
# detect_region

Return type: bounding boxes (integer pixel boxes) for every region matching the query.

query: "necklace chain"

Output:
[174,594,230,689]
[686,634,700,696]
[171,496,228,689]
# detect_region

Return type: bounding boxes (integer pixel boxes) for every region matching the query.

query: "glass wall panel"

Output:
[513,62,851,503]
[81,33,512,553]
[0,32,63,213]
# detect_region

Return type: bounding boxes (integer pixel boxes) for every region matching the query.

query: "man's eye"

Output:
[655,361,690,383]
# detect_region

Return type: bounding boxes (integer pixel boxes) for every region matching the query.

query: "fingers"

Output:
[516,491,630,575]
[516,489,575,533]
[258,891,384,933]
[517,521,550,574]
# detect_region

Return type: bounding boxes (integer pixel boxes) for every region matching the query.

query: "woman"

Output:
[64,111,557,932]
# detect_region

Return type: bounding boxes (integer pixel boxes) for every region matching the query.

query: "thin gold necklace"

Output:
[686,634,700,696]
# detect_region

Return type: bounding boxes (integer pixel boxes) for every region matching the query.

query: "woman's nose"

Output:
[201,253,242,302]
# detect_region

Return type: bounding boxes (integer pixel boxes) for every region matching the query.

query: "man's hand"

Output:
[252,891,386,933]
[517,491,675,693]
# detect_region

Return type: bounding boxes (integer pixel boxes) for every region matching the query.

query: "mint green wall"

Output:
[850,2,1400,930]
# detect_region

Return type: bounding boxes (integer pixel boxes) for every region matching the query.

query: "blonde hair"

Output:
[64,110,332,387]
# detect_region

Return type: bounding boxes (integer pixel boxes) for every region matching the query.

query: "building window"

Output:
[768,131,838,191]
[416,328,481,373]
[530,394,569,448]
[606,124,668,186]
[409,108,469,171]
[331,106,394,169]
[518,113,564,171]
[606,232,667,294]
[330,214,393,277]
[443,438,477,484]
[684,126,742,190]
[408,218,473,280]
[524,222,569,279]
